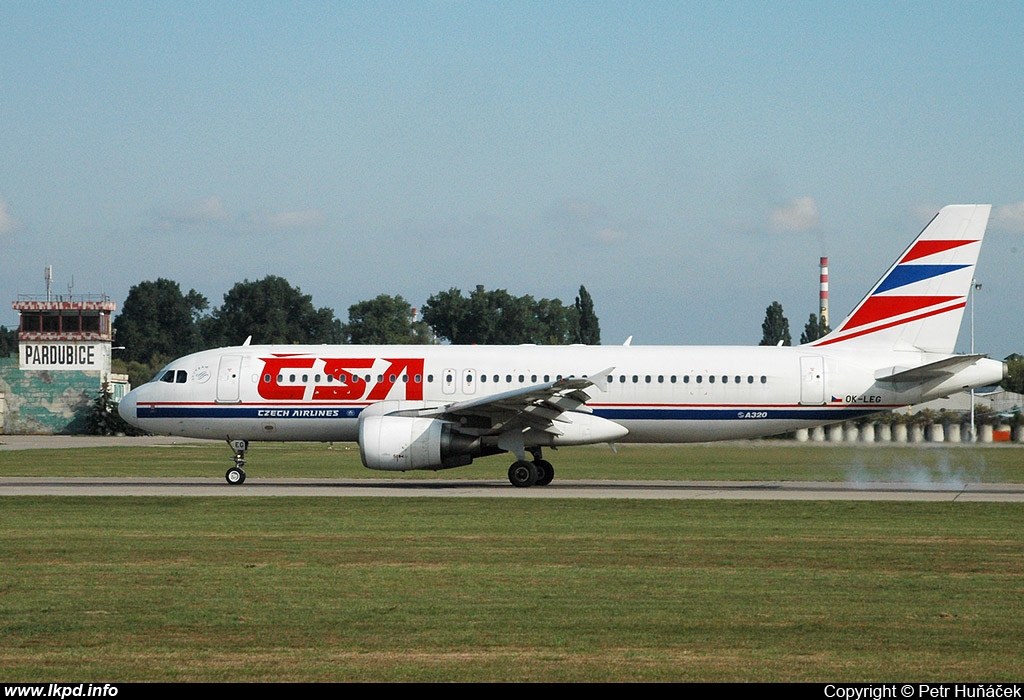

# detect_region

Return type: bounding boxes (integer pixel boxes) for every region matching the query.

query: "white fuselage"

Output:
[119,343,1005,445]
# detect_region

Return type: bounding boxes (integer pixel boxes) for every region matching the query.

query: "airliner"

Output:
[118,204,1006,487]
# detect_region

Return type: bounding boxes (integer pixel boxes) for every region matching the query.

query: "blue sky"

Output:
[2,2,1022,358]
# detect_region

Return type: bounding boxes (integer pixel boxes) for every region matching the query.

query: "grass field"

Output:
[1,439,1023,483]
[1,442,1023,682]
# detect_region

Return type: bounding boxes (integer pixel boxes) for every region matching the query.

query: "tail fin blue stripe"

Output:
[874,264,970,294]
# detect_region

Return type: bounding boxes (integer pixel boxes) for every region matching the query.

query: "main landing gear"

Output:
[225,439,248,485]
[507,448,555,488]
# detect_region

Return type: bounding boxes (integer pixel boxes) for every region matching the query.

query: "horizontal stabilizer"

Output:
[874,354,988,383]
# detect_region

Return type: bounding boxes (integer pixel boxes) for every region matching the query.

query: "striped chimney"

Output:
[819,256,829,327]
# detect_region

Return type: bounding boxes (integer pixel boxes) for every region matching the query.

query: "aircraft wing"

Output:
[394,371,612,437]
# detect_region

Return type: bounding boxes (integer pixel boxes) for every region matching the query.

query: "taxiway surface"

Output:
[2,435,1022,501]
[1,476,1022,501]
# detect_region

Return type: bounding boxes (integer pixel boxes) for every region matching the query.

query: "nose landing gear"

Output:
[225,439,248,485]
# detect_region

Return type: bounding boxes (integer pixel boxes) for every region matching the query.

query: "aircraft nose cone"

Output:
[118,390,138,426]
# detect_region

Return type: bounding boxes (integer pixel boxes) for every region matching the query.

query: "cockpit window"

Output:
[157,369,188,384]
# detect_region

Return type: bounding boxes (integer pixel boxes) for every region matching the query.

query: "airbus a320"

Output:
[118,205,1006,487]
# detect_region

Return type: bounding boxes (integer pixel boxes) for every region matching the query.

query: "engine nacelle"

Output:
[546,411,629,446]
[359,415,476,471]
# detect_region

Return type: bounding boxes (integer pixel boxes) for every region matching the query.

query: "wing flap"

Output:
[438,370,614,436]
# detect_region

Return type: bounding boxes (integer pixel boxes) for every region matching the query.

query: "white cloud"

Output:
[190,196,229,223]
[993,201,1024,233]
[770,197,819,233]
[545,198,607,228]
[248,209,327,231]
[910,203,943,221]
[150,196,229,229]
[545,198,626,244]
[592,227,625,244]
[0,196,19,235]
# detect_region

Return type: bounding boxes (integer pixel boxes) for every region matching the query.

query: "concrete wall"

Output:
[0,357,102,434]
[794,420,1022,444]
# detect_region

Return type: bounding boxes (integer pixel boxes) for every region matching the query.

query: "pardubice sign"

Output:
[20,342,109,371]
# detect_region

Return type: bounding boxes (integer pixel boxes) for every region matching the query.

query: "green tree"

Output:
[420,288,470,344]
[113,279,208,364]
[573,285,601,344]
[86,383,145,436]
[0,325,17,358]
[1002,354,1024,394]
[122,357,173,390]
[343,294,431,344]
[534,297,574,345]
[759,301,792,346]
[421,285,584,345]
[799,313,830,345]
[477,287,539,344]
[203,276,343,346]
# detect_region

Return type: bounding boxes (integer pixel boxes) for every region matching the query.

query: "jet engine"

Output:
[358,415,480,471]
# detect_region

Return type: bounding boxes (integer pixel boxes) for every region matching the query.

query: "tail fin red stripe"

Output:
[901,239,978,263]
[839,295,961,331]
[814,301,967,347]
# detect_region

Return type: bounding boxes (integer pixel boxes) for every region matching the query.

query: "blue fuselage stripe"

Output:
[595,407,880,421]
[138,405,882,422]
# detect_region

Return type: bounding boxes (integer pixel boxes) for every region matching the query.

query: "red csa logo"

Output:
[258,355,425,402]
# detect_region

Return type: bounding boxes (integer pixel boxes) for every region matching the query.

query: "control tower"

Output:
[0,268,126,434]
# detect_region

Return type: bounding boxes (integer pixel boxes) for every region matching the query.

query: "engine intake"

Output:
[359,415,477,471]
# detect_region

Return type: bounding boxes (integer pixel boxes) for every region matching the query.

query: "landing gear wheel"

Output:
[533,459,554,486]
[508,460,539,488]
[226,439,248,484]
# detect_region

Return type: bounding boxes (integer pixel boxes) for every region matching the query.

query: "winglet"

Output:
[584,367,615,393]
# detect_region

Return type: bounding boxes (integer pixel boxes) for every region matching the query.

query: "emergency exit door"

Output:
[799,356,825,405]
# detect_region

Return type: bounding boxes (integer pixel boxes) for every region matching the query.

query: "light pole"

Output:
[969,278,982,442]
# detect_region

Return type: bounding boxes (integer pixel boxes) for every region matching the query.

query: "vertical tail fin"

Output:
[809,204,990,353]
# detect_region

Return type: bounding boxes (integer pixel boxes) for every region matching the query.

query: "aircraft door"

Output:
[217,354,243,403]
[799,356,825,406]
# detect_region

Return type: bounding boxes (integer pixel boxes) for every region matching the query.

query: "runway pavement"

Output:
[1,476,1022,501]
[0,435,217,450]
[2,435,1023,501]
